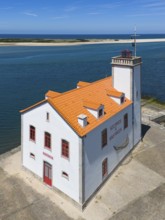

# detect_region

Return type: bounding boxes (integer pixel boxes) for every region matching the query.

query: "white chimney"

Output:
[78,114,87,127]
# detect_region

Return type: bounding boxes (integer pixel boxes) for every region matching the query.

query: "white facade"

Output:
[112,55,142,146]
[113,66,132,100]
[21,52,142,209]
[133,65,141,145]
[110,96,123,105]
[21,102,80,202]
[83,105,133,201]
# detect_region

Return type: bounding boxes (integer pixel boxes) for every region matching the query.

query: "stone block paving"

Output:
[0,168,72,220]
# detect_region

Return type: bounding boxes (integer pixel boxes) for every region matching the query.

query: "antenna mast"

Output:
[134,25,137,57]
[131,25,138,57]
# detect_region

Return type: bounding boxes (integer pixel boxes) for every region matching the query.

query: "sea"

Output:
[0,34,165,154]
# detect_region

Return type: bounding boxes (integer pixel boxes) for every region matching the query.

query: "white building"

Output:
[20,50,142,209]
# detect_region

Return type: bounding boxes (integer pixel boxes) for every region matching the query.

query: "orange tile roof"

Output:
[77,81,91,87]
[83,100,102,110]
[106,89,123,98]
[21,77,132,137]
[45,90,61,98]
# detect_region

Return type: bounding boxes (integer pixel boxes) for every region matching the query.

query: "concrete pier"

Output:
[0,102,165,220]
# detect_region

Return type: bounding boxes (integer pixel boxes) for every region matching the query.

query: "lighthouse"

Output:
[20,48,142,209]
[111,50,142,145]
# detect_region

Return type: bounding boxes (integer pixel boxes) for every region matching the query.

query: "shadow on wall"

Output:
[141,124,151,140]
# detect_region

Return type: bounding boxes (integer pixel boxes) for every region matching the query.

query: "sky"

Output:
[0,0,165,34]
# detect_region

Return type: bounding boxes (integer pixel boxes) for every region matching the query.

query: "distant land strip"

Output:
[0,38,165,46]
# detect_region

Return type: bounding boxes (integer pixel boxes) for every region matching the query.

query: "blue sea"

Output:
[0,34,165,154]
[0,33,165,40]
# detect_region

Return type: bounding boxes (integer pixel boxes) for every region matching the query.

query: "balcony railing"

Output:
[112,56,142,66]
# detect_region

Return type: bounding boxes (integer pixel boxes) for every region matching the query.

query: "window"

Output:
[121,96,125,104]
[102,158,108,178]
[30,152,35,159]
[46,112,49,121]
[124,113,128,129]
[99,108,103,117]
[30,125,35,141]
[62,139,69,159]
[44,132,51,149]
[102,129,107,147]
[62,171,69,180]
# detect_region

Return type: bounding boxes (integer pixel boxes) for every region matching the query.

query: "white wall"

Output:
[22,102,80,203]
[113,66,132,99]
[133,65,141,144]
[86,108,98,118]
[113,64,141,145]
[83,105,133,201]
[110,96,121,104]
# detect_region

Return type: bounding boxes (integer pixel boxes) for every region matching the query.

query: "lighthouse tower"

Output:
[111,50,142,145]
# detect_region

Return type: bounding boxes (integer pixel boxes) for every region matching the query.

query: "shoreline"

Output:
[141,96,165,107]
[0,38,165,46]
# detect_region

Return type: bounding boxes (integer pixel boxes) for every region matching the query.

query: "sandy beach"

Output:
[0,38,165,46]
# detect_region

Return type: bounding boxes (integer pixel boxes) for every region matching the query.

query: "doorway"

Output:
[43,161,52,186]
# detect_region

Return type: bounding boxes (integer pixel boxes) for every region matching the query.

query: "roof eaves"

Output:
[20,99,47,113]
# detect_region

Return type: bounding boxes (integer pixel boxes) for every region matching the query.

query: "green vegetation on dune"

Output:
[0,38,91,43]
[142,96,165,109]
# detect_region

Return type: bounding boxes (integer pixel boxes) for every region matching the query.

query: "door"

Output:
[43,161,52,186]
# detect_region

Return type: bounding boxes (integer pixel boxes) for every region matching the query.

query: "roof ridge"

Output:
[52,76,112,100]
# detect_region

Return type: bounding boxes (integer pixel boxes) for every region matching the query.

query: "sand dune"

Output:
[0,38,165,46]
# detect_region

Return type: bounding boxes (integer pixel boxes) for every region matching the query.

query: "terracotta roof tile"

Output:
[47,77,132,136]
[21,77,132,136]
[77,81,91,87]
[106,89,123,98]
[83,100,102,110]
[45,90,61,98]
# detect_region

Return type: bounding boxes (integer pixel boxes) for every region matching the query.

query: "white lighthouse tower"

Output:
[111,50,142,145]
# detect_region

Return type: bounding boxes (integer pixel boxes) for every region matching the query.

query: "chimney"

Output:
[78,114,87,127]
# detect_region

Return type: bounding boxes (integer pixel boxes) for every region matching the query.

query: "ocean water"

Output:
[1,34,165,40]
[0,42,165,154]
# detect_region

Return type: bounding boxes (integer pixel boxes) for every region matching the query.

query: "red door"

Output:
[43,162,52,186]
